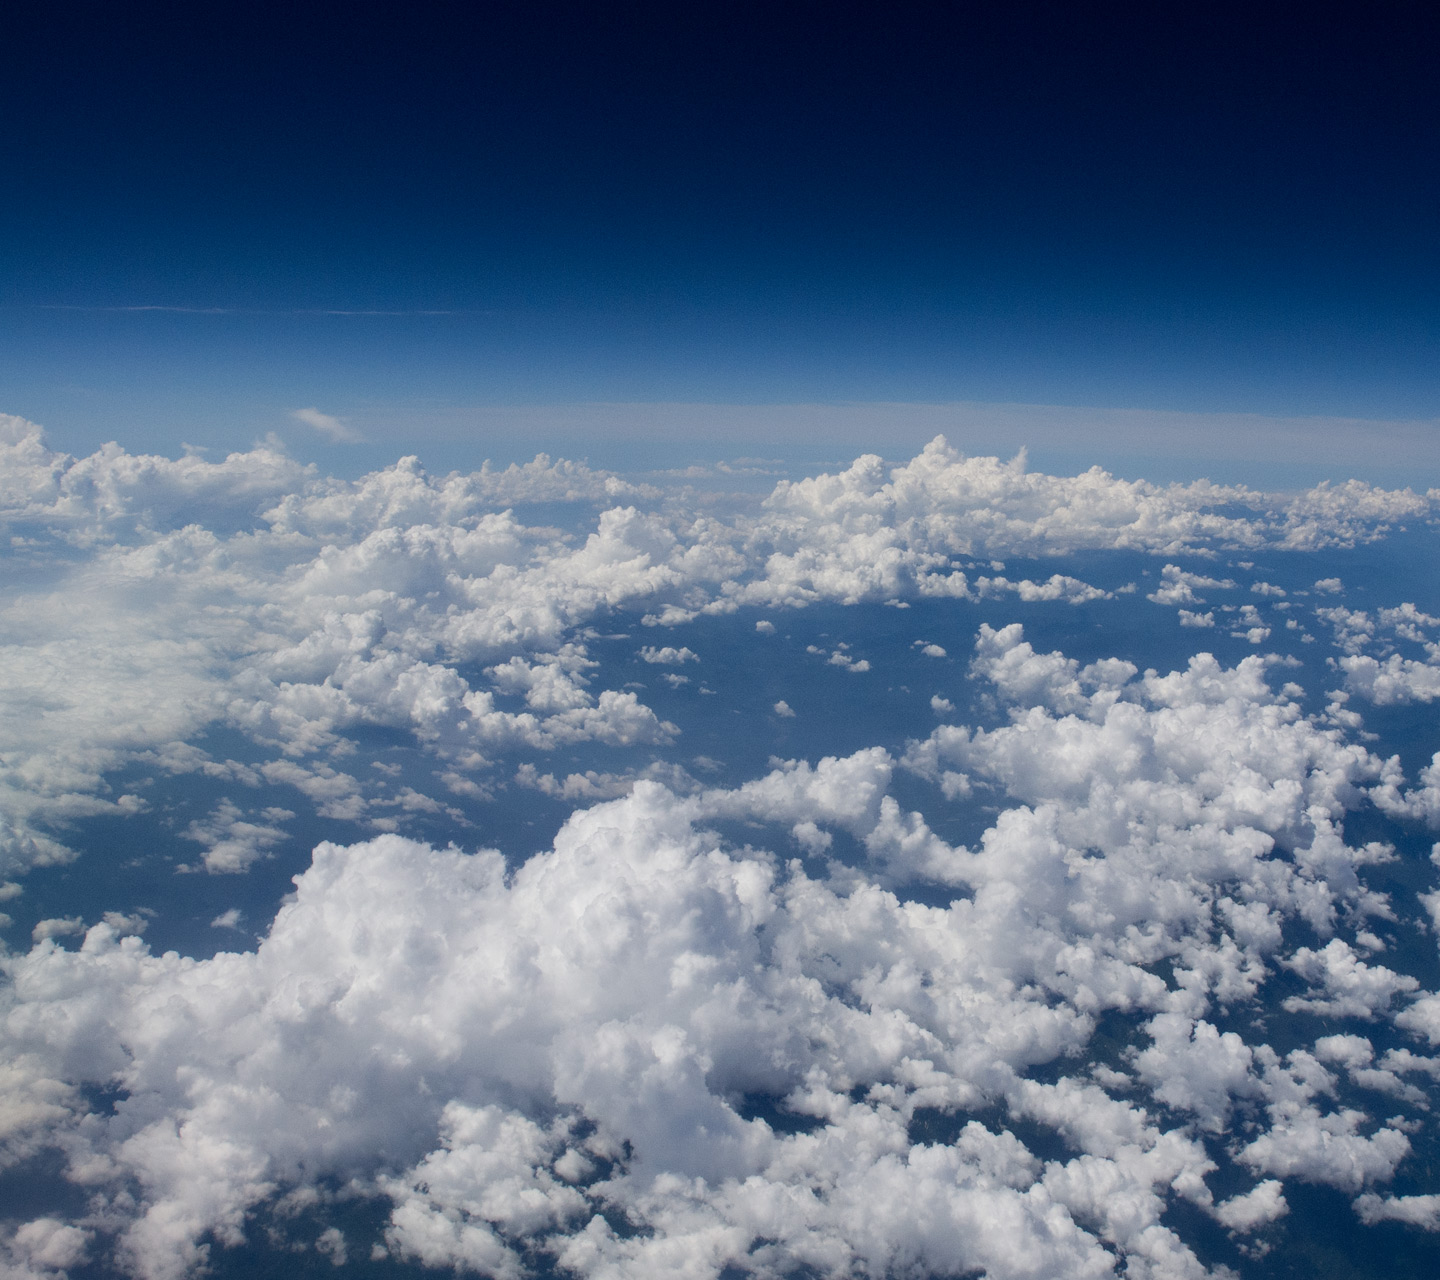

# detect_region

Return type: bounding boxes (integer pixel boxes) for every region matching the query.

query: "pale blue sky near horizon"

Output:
[12,389,1440,495]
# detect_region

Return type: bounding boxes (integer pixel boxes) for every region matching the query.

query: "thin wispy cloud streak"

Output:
[33,305,470,316]
[291,406,363,443]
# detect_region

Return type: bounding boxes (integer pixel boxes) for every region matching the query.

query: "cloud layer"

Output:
[2,416,1436,878]
[3,415,1440,1278]
[4,625,1440,1278]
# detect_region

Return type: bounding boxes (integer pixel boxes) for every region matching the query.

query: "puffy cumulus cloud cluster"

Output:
[0,417,310,540]
[738,440,1436,606]
[0,1217,91,1280]
[1320,603,1440,707]
[1310,603,1440,828]
[0,418,709,872]
[5,418,1438,878]
[1146,566,1236,608]
[5,627,1440,1279]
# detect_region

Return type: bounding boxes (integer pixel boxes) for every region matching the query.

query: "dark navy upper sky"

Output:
[4,1,1439,459]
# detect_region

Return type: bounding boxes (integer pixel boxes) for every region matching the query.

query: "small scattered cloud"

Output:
[101,911,149,936]
[639,645,698,665]
[32,916,85,943]
[184,799,291,873]
[773,700,795,717]
[315,1226,348,1266]
[1147,564,1236,607]
[808,644,871,672]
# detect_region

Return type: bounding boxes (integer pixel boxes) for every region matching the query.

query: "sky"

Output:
[3,1,1440,478]
[7,7,1440,1280]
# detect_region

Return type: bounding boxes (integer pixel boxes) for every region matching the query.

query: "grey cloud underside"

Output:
[3,415,1440,1279]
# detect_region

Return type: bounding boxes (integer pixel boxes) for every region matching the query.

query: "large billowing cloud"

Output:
[4,624,1439,1279]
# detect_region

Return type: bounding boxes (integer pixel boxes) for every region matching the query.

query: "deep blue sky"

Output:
[3,1,1439,466]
